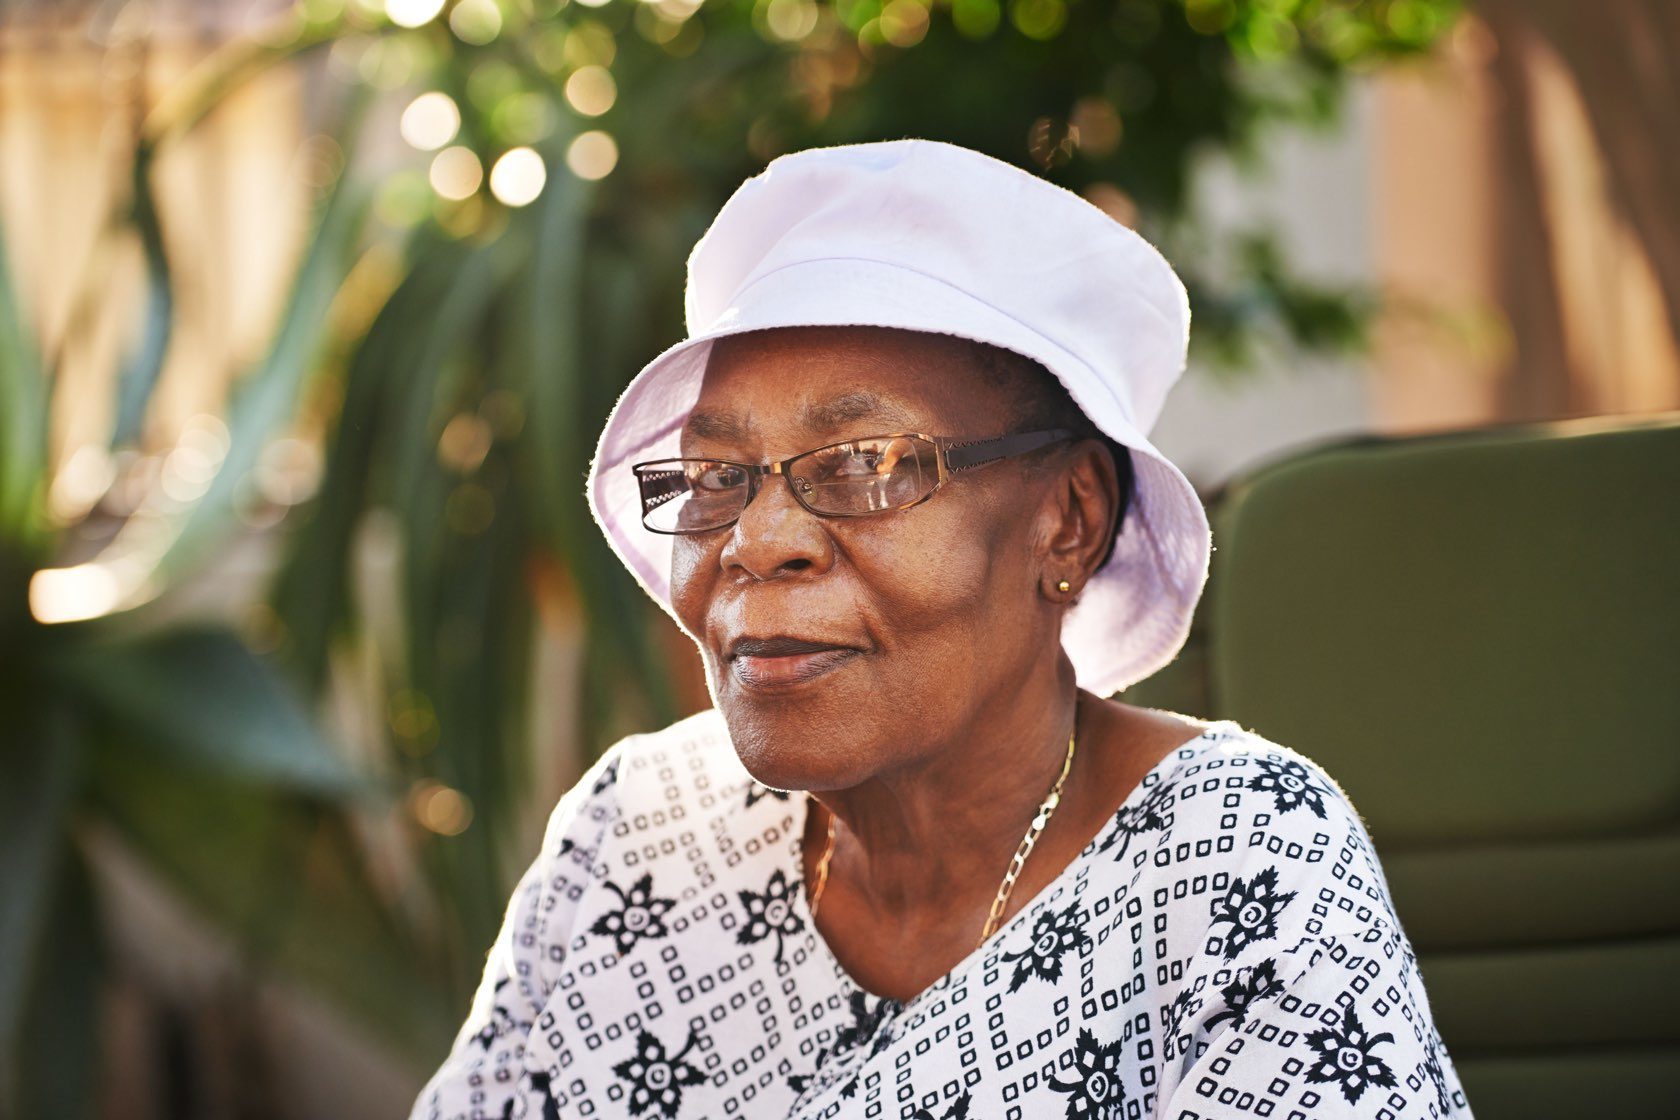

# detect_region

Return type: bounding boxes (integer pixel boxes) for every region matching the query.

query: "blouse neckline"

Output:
[787,717,1241,1015]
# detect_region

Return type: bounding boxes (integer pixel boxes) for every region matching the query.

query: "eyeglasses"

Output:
[632,429,1072,534]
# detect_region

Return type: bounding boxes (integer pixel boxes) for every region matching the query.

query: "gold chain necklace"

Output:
[806,722,1077,950]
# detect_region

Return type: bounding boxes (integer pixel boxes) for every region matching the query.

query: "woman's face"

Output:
[669,326,1067,792]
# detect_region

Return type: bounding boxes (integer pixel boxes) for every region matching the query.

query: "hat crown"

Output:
[683,139,1190,434]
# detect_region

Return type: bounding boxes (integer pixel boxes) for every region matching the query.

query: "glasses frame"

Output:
[632,427,1074,535]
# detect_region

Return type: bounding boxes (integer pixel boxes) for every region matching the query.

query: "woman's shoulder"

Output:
[1162,718,1370,816]
[594,706,747,789]
[551,708,782,841]
[1121,717,1402,943]
[1153,717,1371,838]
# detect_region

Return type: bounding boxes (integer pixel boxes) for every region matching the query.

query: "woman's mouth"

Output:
[727,637,861,690]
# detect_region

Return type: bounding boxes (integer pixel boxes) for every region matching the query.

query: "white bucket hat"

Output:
[587,139,1210,697]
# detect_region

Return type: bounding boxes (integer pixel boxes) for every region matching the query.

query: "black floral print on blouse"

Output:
[788,990,903,1101]
[735,867,805,962]
[513,1071,560,1120]
[1047,1027,1126,1119]
[1423,1029,1453,1113]
[589,873,677,956]
[611,1026,707,1118]
[1002,900,1092,993]
[1211,865,1297,959]
[1248,754,1331,818]
[1097,777,1176,863]
[1205,957,1285,1032]
[472,979,523,1051]
[1304,1003,1398,1104]
[911,1090,972,1119]
[1161,982,1205,1063]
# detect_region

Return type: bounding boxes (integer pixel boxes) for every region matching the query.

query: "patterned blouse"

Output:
[410,710,1474,1119]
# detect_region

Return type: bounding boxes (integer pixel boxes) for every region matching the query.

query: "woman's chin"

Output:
[725,732,873,795]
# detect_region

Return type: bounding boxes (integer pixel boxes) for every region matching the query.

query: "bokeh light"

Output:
[564,65,617,117]
[1010,0,1067,40]
[29,565,121,625]
[255,437,323,507]
[160,443,219,504]
[400,91,461,151]
[410,780,474,835]
[430,145,485,199]
[879,0,931,47]
[563,21,618,68]
[48,444,117,524]
[1070,96,1123,157]
[566,130,618,180]
[384,0,445,29]
[764,0,819,42]
[489,147,547,207]
[449,0,503,44]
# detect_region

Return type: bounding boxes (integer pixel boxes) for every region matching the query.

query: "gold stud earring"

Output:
[1057,579,1071,593]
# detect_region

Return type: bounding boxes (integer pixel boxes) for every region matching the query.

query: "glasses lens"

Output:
[788,436,936,516]
[637,460,752,533]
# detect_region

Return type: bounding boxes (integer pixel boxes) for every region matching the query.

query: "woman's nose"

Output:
[720,473,835,581]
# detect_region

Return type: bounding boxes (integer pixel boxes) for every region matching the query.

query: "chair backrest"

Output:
[1128,412,1680,1117]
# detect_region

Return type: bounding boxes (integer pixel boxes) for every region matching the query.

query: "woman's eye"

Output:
[691,464,746,490]
[828,448,881,475]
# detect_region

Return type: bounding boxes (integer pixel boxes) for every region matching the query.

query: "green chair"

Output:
[1122,411,1680,1118]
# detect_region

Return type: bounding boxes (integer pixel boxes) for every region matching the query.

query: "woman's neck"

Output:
[811,665,1084,922]
[803,689,1213,1002]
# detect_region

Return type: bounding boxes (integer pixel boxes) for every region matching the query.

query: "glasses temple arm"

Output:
[944,428,1074,471]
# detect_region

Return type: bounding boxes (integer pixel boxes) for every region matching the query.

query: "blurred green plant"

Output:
[0,167,459,1120]
[0,0,1457,1114]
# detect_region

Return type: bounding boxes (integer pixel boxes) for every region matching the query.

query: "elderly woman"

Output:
[412,141,1472,1120]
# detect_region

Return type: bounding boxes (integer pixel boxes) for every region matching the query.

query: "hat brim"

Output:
[587,257,1210,696]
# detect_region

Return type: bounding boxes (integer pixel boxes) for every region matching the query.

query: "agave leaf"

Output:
[514,142,589,543]
[108,143,175,450]
[0,696,79,1062]
[3,847,103,1120]
[143,24,343,152]
[0,219,47,556]
[383,239,513,680]
[47,623,368,797]
[85,734,457,1061]
[147,149,370,590]
[501,156,676,741]
[378,241,526,951]
[269,236,473,696]
[412,429,537,946]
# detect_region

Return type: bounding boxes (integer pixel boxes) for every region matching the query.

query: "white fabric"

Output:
[587,139,1210,696]
[411,710,1474,1119]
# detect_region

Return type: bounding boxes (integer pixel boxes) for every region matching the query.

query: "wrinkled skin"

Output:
[669,325,1210,1000]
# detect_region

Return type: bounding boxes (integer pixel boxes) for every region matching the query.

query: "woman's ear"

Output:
[1039,439,1121,601]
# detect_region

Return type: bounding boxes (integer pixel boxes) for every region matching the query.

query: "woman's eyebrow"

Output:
[684,409,750,443]
[801,391,898,434]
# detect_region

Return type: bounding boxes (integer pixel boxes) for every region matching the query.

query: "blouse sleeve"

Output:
[408,748,623,1120]
[1155,925,1471,1118]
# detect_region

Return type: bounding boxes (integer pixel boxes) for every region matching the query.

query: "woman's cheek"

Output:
[854,524,998,638]
[669,538,715,640]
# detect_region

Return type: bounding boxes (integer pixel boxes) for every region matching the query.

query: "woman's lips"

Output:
[727,637,861,690]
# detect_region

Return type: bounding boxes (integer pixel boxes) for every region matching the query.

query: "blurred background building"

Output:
[1,1,1674,1117]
